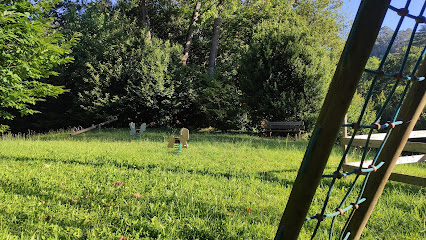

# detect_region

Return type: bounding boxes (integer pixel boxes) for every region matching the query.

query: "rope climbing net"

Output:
[303,1,426,239]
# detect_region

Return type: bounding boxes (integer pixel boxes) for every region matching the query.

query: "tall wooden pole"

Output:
[343,58,426,240]
[343,114,348,163]
[274,0,390,239]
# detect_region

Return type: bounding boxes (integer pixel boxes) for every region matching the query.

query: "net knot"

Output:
[355,168,362,175]
[372,122,381,130]
[368,164,377,172]
[416,16,426,23]
[333,170,343,179]
[397,8,409,16]
[336,208,344,215]
[352,203,360,210]
[315,214,324,222]
[376,70,385,77]
[387,121,396,129]
[352,123,361,131]
[394,73,403,80]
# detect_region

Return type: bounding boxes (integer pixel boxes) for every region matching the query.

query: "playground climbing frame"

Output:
[274,0,426,239]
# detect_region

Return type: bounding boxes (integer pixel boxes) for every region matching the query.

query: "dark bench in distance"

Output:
[263,121,305,138]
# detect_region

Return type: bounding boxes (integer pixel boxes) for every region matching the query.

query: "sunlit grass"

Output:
[0,129,424,239]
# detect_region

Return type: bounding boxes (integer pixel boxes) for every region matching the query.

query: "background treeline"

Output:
[2,0,425,133]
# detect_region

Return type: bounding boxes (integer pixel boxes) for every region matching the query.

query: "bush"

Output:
[55,1,190,128]
[238,19,335,131]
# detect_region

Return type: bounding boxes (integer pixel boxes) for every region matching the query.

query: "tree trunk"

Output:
[208,3,223,77]
[182,2,201,65]
[141,0,151,40]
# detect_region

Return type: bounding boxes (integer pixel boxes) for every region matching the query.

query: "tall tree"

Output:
[182,2,201,65]
[208,0,223,76]
[370,26,394,58]
[239,19,335,128]
[371,26,415,58]
[52,0,189,127]
[0,0,77,132]
[9,0,348,132]
[413,25,426,48]
[140,0,151,39]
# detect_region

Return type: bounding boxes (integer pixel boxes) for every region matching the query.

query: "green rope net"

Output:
[296,0,426,239]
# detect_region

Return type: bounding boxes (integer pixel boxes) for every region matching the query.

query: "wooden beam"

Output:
[396,154,425,163]
[343,154,425,168]
[342,162,425,187]
[274,1,390,239]
[406,130,426,139]
[70,125,97,136]
[70,116,118,136]
[344,115,349,164]
[388,172,426,187]
[341,137,426,153]
[343,130,426,140]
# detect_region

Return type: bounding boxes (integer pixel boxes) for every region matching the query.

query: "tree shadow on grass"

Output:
[1,154,296,190]
[0,155,293,239]
[0,179,164,239]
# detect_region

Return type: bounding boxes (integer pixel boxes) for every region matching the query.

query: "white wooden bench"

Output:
[341,128,426,187]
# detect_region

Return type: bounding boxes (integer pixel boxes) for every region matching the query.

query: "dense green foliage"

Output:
[4,0,346,132]
[2,0,424,134]
[239,19,334,127]
[0,0,77,132]
[64,2,184,125]
[0,130,424,239]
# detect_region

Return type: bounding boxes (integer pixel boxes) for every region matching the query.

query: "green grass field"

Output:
[0,129,424,239]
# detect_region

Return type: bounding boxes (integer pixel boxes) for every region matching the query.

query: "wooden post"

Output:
[274,1,390,239]
[343,58,426,240]
[344,114,348,164]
